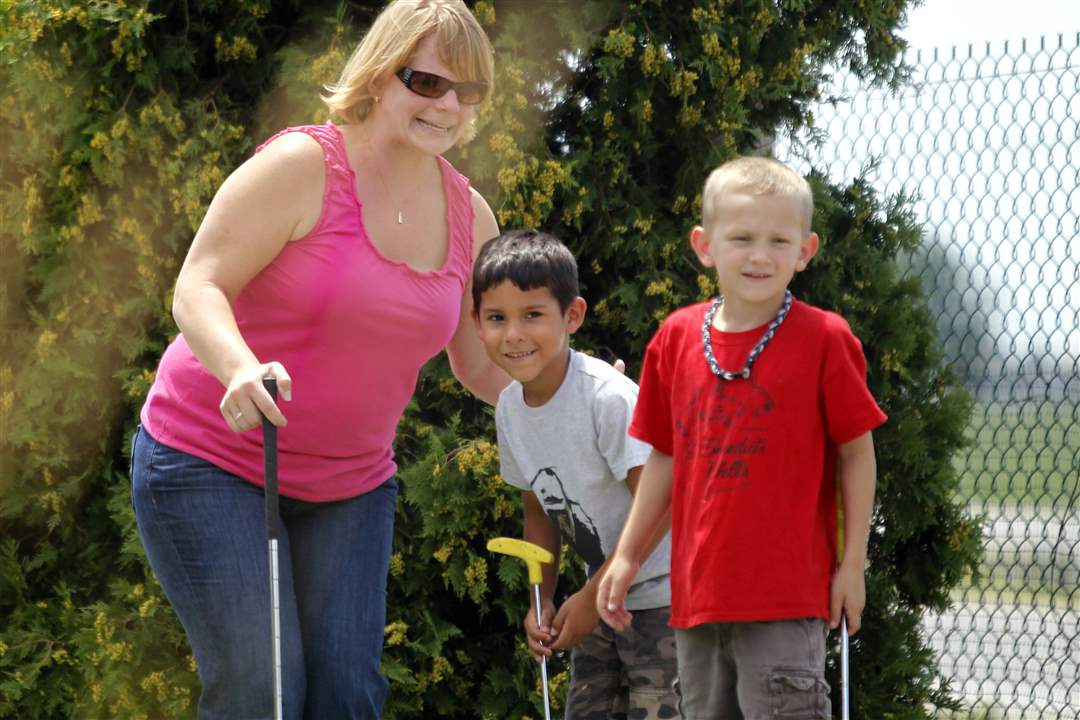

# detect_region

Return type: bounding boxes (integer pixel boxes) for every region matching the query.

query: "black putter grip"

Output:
[262,378,279,540]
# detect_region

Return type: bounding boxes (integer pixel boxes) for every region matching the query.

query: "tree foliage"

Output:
[1,1,979,718]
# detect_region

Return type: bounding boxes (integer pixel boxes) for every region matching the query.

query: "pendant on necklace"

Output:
[397,210,405,224]
[701,290,793,380]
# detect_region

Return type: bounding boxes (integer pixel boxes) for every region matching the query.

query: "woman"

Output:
[130,1,504,717]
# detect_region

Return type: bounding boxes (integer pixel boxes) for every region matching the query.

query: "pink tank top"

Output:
[140,123,476,501]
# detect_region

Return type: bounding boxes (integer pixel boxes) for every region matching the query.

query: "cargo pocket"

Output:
[768,669,829,719]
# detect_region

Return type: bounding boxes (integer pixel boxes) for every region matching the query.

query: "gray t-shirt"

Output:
[496,349,671,610]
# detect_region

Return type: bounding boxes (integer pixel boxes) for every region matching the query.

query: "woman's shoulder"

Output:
[254,127,328,167]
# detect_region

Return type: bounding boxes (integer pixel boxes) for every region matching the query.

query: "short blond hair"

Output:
[322,0,494,142]
[702,156,813,233]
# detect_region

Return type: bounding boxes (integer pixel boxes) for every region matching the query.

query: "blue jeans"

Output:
[131,426,397,720]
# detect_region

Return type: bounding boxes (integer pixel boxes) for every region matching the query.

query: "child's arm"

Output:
[522,490,561,660]
[596,448,674,630]
[830,430,877,635]
[546,464,666,650]
[625,464,673,562]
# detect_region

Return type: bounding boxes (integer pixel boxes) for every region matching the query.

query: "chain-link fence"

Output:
[779,33,1080,719]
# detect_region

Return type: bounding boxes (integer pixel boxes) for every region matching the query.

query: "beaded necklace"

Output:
[701,290,793,380]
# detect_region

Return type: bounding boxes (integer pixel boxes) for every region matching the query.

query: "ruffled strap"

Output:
[256,123,351,178]
[437,156,478,276]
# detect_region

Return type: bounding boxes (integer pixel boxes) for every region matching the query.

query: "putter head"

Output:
[487,537,554,585]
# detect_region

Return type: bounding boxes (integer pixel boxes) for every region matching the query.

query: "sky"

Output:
[776,0,1079,391]
[901,0,1080,53]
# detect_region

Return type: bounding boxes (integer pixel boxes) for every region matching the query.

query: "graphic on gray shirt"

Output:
[530,466,603,574]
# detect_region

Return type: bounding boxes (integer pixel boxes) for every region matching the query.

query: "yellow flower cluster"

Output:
[678,103,703,128]
[38,490,62,515]
[455,439,497,475]
[498,158,571,229]
[670,68,699,98]
[881,348,902,373]
[491,493,515,520]
[472,1,496,27]
[214,34,258,63]
[243,0,270,19]
[139,671,169,702]
[429,655,452,683]
[691,6,723,24]
[645,278,673,298]
[697,273,718,300]
[661,241,679,262]
[384,620,409,647]
[604,27,635,59]
[640,43,662,77]
[463,555,488,594]
[751,6,776,41]
[703,32,723,59]
[773,42,817,82]
[632,215,654,235]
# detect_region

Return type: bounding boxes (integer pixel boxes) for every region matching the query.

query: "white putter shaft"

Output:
[487,537,555,720]
[840,613,850,720]
[261,379,283,720]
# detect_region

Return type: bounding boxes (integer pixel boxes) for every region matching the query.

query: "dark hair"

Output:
[471,229,579,313]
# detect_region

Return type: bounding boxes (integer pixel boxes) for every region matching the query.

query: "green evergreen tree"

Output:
[1,1,980,717]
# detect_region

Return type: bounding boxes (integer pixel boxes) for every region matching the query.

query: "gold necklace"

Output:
[367,155,431,226]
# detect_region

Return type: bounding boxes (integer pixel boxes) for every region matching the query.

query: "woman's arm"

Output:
[445,188,511,405]
[172,131,325,430]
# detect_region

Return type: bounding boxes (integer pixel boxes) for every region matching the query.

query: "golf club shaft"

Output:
[532,583,552,720]
[262,378,283,720]
[840,613,850,720]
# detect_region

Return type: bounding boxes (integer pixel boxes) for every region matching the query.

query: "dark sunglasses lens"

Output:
[457,83,487,105]
[410,71,449,98]
[403,69,487,104]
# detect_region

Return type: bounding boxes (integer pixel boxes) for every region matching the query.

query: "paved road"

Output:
[926,601,1079,718]
[924,505,1080,718]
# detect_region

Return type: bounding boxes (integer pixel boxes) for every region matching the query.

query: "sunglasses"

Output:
[395,67,488,105]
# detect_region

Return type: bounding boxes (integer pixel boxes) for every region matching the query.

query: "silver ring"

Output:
[234,410,244,421]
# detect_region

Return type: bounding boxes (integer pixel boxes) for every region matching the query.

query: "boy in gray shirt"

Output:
[472,229,679,719]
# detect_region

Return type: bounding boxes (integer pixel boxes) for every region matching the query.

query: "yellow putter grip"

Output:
[486,537,554,585]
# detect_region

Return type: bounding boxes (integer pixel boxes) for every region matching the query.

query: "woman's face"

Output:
[374,34,478,154]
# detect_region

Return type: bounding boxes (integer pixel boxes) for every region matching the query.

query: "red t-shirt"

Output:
[630,299,887,628]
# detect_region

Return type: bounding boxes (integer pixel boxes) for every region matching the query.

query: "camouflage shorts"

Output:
[564,606,681,719]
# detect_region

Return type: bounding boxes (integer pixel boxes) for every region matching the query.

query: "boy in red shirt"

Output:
[597,156,887,717]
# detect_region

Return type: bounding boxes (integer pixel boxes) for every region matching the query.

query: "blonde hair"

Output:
[322,0,494,143]
[702,156,813,233]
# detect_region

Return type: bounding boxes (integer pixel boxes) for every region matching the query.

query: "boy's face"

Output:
[474,281,586,405]
[690,191,818,315]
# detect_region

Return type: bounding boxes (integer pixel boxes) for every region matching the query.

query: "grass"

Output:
[955,400,1079,510]
[946,399,1080,607]
[933,705,1006,720]
[952,575,1080,611]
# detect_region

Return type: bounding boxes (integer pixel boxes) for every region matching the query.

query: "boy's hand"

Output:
[829,561,866,635]
[595,554,638,631]
[550,588,599,650]
[524,599,557,661]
